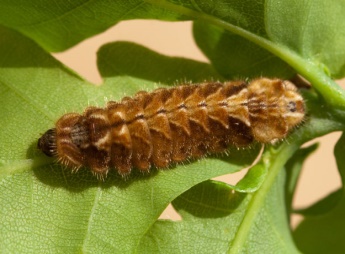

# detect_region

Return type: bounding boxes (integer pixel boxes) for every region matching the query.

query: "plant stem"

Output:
[144,0,345,109]
[228,143,299,253]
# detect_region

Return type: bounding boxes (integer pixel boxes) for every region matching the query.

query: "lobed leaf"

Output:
[293,133,345,253]
[285,143,319,214]
[1,1,345,108]
[138,172,299,253]
[0,26,261,253]
[1,1,345,253]
[0,0,344,78]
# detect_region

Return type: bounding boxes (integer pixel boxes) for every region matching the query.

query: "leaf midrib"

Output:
[82,185,102,253]
[228,144,299,253]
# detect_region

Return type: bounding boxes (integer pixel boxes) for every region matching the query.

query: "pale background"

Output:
[53,20,345,226]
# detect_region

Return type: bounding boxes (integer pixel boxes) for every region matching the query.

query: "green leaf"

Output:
[1,0,345,108]
[193,21,296,79]
[296,188,343,217]
[2,26,343,251]
[293,132,345,253]
[0,26,261,253]
[138,125,345,253]
[285,143,319,213]
[138,180,252,253]
[266,1,345,79]
[0,0,187,52]
[293,134,344,216]
[294,198,345,254]
[138,171,300,253]
[1,1,345,252]
[97,41,222,84]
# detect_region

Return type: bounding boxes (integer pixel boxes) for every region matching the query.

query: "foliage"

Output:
[1,1,345,253]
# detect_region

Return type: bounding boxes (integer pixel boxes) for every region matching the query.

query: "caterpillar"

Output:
[38,78,305,180]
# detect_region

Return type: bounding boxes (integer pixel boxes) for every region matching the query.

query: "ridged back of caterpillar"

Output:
[46,78,305,179]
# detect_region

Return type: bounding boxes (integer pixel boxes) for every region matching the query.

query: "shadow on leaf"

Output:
[97,41,222,84]
[172,180,247,218]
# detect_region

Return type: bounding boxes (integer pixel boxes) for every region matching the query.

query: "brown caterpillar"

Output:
[38,78,305,180]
